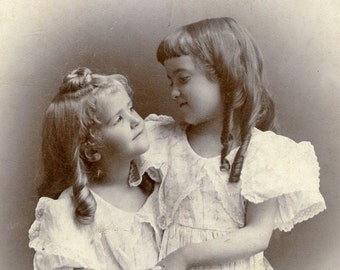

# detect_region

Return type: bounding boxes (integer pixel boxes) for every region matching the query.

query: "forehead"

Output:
[164,55,197,75]
[95,89,131,120]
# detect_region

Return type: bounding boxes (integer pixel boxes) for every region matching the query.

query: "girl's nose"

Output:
[130,113,141,129]
[171,86,180,100]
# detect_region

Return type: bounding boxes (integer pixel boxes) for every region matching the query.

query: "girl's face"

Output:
[95,87,149,161]
[164,55,224,126]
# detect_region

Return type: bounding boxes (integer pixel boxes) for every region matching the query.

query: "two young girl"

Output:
[28,67,161,269]
[29,17,326,270]
[137,17,326,269]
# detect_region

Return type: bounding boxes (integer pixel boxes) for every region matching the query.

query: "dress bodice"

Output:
[29,186,161,270]
[136,114,326,270]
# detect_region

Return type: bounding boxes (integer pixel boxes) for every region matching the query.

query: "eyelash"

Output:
[179,76,190,84]
[169,76,190,87]
[113,115,123,126]
[112,106,134,126]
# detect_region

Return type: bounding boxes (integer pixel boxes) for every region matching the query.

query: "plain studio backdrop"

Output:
[0,1,339,269]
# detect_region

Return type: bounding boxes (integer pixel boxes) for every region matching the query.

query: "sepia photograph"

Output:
[0,1,339,269]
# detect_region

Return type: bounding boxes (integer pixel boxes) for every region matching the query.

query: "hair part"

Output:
[157,17,278,183]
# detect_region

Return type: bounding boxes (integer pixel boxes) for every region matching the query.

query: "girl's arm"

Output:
[157,198,277,270]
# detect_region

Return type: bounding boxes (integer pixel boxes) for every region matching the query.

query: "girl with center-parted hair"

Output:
[28,67,161,270]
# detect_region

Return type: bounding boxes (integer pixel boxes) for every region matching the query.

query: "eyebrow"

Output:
[105,99,132,125]
[167,68,188,78]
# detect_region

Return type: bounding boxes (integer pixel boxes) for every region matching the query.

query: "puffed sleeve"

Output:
[131,114,175,186]
[28,195,98,269]
[240,129,326,232]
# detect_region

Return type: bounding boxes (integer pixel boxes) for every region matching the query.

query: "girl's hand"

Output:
[156,249,188,270]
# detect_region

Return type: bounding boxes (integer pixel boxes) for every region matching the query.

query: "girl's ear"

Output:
[84,147,101,162]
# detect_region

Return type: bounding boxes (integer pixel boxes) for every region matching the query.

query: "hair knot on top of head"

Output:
[59,67,93,95]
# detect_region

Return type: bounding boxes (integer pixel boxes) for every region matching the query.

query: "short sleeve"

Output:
[33,252,80,270]
[240,129,326,232]
[28,196,97,269]
[131,114,174,186]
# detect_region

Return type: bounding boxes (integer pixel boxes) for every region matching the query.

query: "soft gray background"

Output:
[1,0,339,269]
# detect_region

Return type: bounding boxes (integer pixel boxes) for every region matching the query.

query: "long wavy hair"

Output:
[157,17,278,183]
[38,67,152,224]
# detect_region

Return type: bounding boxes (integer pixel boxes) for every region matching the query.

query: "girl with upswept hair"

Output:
[29,67,161,270]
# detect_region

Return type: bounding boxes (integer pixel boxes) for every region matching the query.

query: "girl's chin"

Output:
[134,141,150,156]
[183,116,198,125]
[140,141,150,154]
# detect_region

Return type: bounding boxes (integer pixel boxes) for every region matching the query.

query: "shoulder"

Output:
[34,188,74,226]
[248,128,318,164]
[29,188,100,268]
[144,114,176,135]
[144,114,177,139]
[29,187,90,246]
[143,113,179,153]
[241,128,320,202]
[241,129,326,231]
[251,128,315,151]
[144,113,175,125]
[29,187,100,245]
[135,114,178,184]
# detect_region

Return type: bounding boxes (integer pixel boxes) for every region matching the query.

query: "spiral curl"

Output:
[157,17,277,183]
[39,67,135,225]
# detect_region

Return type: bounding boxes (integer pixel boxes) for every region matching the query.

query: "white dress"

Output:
[28,186,161,270]
[136,114,326,270]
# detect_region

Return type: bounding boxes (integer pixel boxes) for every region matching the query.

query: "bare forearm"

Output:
[180,225,271,268]
[157,199,277,270]
[179,199,276,268]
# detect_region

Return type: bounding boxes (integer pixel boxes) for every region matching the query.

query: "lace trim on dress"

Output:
[276,200,326,232]
[240,129,326,231]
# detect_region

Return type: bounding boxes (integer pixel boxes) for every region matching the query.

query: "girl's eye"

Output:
[178,76,190,84]
[112,115,123,126]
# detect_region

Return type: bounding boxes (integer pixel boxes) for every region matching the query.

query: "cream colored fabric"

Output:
[137,114,326,270]
[29,186,161,270]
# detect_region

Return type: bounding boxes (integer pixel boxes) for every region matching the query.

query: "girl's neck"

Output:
[186,116,241,158]
[90,157,148,213]
[186,119,224,158]
[98,157,132,187]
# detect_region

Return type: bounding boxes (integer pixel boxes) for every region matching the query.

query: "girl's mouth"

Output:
[133,129,143,140]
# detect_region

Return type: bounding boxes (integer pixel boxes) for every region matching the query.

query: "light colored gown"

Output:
[29,185,161,270]
[137,114,326,270]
